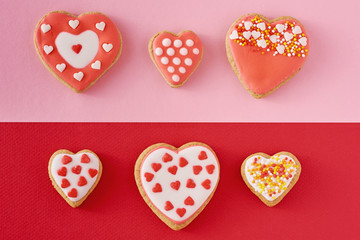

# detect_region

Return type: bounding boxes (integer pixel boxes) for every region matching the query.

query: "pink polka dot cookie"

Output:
[34,11,122,92]
[149,31,203,87]
[226,14,309,98]
[241,152,301,207]
[135,142,220,230]
[48,149,102,207]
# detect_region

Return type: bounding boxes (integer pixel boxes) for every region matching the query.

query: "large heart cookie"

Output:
[135,142,220,230]
[149,31,203,87]
[34,11,122,92]
[226,14,309,98]
[48,149,102,207]
[241,152,301,207]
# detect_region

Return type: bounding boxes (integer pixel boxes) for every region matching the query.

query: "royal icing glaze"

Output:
[49,150,101,205]
[149,31,203,87]
[242,152,301,206]
[226,14,309,98]
[34,11,122,92]
[138,144,219,225]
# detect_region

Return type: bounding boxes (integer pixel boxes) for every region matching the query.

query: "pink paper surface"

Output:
[0,0,359,122]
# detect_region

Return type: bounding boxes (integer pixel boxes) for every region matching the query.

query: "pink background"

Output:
[0,0,359,122]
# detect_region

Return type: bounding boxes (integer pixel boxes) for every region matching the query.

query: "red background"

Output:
[1,123,359,239]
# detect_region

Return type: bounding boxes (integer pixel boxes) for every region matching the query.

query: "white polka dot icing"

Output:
[174,39,182,48]
[172,74,180,82]
[179,48,188,56]
[184,58,192,66]
[173,57,181,65]
[162,38,171,47]
[151,31,203,86]
[161,57,169,65]
[186,39,194,47]
[167,48,175,56]
[155,48,163,56]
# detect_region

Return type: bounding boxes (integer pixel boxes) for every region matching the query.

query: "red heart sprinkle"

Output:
[78,176,87,186]
[184,196,195,206]
[176,208,186,217]
[72,44,82,54]
[152,183,162,193]
[81,154,90,163]
[61,178,70,188]
[202,179,211,190]
[144,172,154,182]
[179,157,188,167]
[193,165,203,175]
[186,179,196,188]
[164,201,174,211]
[168,166,178,175]
[67,188,78,198]
[61,155,72,165]
[162,153,173,162]
[170,180,180,190]
[88,168,98,178]
[71,165,82,174]
[198,151,208,160]
[57,167,67,176]
[151,163,162,172]
[206,164,215,174]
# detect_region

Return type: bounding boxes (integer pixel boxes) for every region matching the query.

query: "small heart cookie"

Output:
[226,14,309,98]
[48,149,102,207]
[241,152,301,207]
[34,11,122,92]
[149,31,203,87]
[135,142,220,230]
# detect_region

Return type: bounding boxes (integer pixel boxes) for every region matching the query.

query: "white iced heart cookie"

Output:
[48,149,102,208]
[135,142,220,230]
[241,152,301,207]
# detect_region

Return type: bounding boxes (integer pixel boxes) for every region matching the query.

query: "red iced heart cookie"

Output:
[149,31,203,88]
[226,14,309,98]
[135,142,220,230]
[48,150,102,207]
[34,11,122,92]
[241,152,301,207]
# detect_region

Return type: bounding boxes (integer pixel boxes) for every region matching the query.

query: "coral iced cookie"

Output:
[226,14,309,98]
[241,152,301,207]
[149,31,203,87]
[34,11,122,92]
[135,142,220,230]
[48,149,102,207]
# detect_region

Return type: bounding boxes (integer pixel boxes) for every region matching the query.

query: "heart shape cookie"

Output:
[34,11,122,92]
[241,152,301,207]
[149,31,203,87]
[226,14,309,98]
[135,142,220,230]
[48,149,102,207]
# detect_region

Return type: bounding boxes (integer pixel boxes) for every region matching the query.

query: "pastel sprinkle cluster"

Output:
[246,155,299,200]
[229,16,309,57]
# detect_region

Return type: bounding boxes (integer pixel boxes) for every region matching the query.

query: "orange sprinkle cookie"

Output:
[241,152,301,207]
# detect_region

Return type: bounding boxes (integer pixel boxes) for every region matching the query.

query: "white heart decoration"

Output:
[292,26,302,35]
[95,22,106,31]
[244,21,253,30]
[49,150,102,207]
[284,32,294,41]
[257,39,267,48]
[276,45,285,54]
[56,63,66,72]
[251,30,260,39]
[91,60,101,70]
[41,24,51,33]
[243,31,252,40]
[73,71,84,81]
[68,19,79,29]
[55,30,99,69]
[136,143,220,229]
[257,22,266,31]
[269,35,278,43]
[299,37,307,46]
[102,43,113,52]
[229,30,239,40]
[276,24,285,32]
[43,45,53,55]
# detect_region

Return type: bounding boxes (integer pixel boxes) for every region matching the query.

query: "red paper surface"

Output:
[1,123,359,239]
